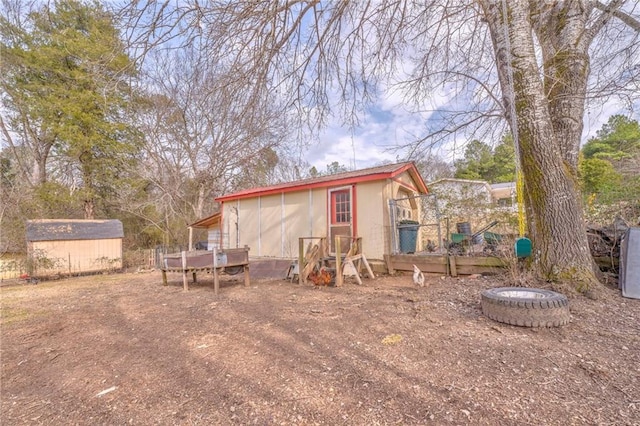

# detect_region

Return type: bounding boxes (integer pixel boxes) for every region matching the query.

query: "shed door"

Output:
[329,188,352,253]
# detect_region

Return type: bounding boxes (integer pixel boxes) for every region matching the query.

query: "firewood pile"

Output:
[587,217,630,272]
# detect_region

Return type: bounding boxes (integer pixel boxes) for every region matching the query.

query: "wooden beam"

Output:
[384,254,395,274]
[385,254,507,276]
[361,254,375,279]
[243,265,250,287]
[181,251,188,291]
[335,236,343,287]
[449,255,457,277]
[298,238,304,285]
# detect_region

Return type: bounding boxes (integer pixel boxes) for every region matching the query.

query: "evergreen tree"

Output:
[1,0,139,219]
[579,115,640,206]
[454,136,515,183]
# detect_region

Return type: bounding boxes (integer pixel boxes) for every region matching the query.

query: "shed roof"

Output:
[216,162,428,202]
[189,212,221,229]
[26,219,124,242]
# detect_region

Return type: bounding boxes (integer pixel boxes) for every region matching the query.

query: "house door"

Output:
[329,187,353,253]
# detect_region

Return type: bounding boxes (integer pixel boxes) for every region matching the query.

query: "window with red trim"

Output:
[331,190,350,224]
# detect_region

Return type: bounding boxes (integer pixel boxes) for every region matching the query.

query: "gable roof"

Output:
[216,162,428,202]
[26,219,124,242]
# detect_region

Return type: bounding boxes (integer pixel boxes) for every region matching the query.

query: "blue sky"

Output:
[304,93,640,171]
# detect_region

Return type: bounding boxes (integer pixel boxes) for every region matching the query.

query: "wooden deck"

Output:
[161,247,250,294]
[384,253,507,277]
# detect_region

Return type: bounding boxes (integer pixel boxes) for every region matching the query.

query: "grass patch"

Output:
[0,306,36,326]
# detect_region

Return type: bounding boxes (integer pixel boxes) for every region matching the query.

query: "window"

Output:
[331,190,351,224]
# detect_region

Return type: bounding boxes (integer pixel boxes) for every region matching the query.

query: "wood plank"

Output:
[345,259,362,285]
[386,254,507,276]
[181,251,188,291]
[335,236,343,287]
[449,255,457,277]
[390,260,447,274]
[160,246,251,293]
[384,254,395,274]
[361,254,375,279]
[453,256,507,267]
[298,238,304,285]
[243,265,250,287]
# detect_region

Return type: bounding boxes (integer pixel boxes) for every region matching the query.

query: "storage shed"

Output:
[26,219,124,276]
[214,162,428,262]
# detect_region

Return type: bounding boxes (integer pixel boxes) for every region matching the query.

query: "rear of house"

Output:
[26,219,124,276]
[214,162,428,262]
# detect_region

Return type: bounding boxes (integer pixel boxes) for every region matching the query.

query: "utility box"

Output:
[620,227,640,299]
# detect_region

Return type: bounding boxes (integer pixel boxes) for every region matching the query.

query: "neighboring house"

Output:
[490,182,517,209]
[428,178,517,210]
[26,219,124,276]
[212,162,428,261]
[427,178,494,212]
[427,178,518,237]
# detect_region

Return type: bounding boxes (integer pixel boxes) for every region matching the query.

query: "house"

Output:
[427,178,494,218]
[26,219,124,276]
[212,162,428,262]
[426,178,519,238]
[490,182,517,209]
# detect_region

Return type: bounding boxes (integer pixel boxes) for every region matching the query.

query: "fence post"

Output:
[181,251,188,291]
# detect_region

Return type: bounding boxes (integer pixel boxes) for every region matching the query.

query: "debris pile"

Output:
[586,216,629,273]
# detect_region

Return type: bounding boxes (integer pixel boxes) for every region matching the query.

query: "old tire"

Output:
[224,266,243,275]
[481,287,570,327]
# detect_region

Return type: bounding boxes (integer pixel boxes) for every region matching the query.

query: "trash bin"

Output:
[456,222,472,235]
[398,220,419,254]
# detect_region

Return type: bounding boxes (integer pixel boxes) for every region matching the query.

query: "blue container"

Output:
[398,220,419,254]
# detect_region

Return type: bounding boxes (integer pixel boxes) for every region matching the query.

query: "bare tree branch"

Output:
[592,0,640,33]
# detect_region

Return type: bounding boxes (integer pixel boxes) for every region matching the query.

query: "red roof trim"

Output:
[216,162,428,202]
[392,176,420,193]
[216,174,388,201]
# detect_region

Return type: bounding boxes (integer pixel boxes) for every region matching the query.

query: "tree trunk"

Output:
[480,0,599,292]
[533,2,592,172]
[84,198,95,220]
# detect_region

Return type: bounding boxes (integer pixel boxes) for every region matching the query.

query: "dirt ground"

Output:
[1,269,639,425]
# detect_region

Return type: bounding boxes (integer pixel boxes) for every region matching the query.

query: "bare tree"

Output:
[132,45,292,232]
[121,0,640,292]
